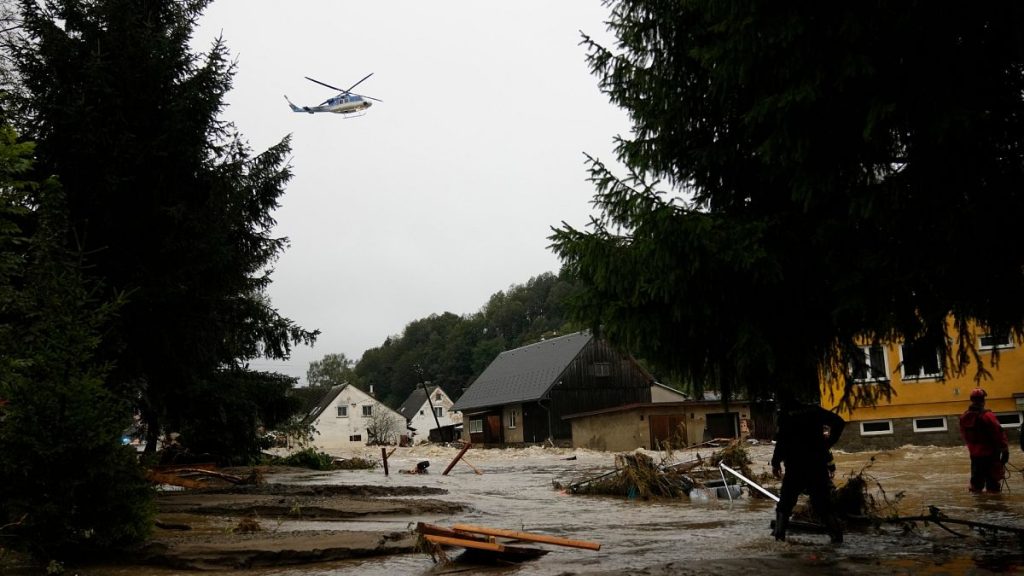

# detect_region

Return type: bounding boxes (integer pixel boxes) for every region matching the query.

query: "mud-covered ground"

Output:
[1,466,466,574]
[132,475,466,570]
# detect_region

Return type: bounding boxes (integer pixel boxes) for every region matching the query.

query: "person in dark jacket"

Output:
[771,401,846,544]
[959,388,1008,493]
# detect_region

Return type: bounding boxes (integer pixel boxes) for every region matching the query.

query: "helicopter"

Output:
[284,73,382,116]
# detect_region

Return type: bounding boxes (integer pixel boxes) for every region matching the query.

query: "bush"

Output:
[276,448,336,470]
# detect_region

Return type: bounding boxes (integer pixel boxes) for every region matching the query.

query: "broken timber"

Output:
[416,522,599,565]
[884,506,1024,538]
[416,522,548,563]
[145,467,250,489]
[780,506,1024,541]
[442,442,473,475]
[452,524,602,550]
[460,456,483,475]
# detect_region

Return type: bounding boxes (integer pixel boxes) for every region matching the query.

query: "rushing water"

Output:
[100,443,1024,575]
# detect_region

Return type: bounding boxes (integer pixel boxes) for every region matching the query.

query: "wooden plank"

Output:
[424,534,507,553]
[443,442,472,475]
[417,522,489,543]
[451,524,601,551]
[423,534,549,560]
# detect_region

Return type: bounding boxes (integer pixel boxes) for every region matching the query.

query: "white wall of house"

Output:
[311,385,407,454]
[408,388,461,443]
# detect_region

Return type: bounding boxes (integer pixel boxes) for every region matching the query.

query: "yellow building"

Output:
[821,330,1024,450]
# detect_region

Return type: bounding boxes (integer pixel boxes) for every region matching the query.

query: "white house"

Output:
[397,385,461,443]
[305,383,407,454]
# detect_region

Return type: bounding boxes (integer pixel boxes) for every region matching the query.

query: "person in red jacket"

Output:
[959,388,1009,493]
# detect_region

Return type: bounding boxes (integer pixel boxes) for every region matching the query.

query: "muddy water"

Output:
[76,444,1024,575]
[230,443,1024,576]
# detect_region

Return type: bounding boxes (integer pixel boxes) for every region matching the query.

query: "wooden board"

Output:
[421,534,549,561]
[425,534,506,553]
[417,522,490,543]
[451,523,601,551]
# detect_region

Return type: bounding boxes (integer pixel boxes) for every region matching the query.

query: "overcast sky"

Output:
[194,1,630,384]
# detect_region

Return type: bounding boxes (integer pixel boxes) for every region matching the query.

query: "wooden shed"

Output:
[451,331,653,446]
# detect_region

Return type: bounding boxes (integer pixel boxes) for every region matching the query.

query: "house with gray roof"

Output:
[450,331,653,445]
[397,385,461,443]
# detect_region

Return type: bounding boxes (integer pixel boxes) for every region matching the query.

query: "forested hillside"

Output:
[304,271,581,408]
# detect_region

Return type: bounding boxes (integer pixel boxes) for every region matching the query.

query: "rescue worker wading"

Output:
[959,388,1008,493]
[770,401,846,544]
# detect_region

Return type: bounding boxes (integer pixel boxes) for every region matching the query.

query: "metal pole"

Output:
[422,380,445,441]
[718,466,734,504]
[719,462,780,502]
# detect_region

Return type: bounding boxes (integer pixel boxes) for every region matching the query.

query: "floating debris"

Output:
[556,451,692,499]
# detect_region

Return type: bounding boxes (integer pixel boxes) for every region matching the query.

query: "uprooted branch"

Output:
[884,506,1024,538]
[1,513,27,532]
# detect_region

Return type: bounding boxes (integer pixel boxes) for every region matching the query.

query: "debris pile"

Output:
[557,451,691,499]
[797,456,903,524]
[556,442,761,500]
[145,466,260,490]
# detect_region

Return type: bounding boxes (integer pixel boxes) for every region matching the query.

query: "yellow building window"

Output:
[912,417,947,432]
[860,420,893,436]
[899,343,942,380]
[980,332,1013,351]
[852,345,889,383]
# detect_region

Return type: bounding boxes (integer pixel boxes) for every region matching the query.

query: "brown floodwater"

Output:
[88,443,1024,575]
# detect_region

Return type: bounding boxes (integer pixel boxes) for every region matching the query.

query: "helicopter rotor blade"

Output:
[348,92,383,103]
[344,72,374,94]
[305,76,347,93]
[303,74,380,102]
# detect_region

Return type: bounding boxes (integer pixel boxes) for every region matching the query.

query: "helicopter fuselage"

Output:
[324,94,372,114]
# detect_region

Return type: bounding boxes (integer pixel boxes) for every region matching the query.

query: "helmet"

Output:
[970,388,987,400]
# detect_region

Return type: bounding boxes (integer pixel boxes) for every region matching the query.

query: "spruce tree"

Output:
[10,0,316,456]
[0,124,153,562]
[551,1,1024,406]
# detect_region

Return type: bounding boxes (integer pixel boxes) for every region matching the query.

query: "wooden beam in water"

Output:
[451,523,601,550]
[443,442,472,475]
[425,534,506,552]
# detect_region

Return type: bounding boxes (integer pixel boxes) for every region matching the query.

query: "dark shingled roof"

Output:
[451,331,592,413]
[303,383,347,425]
[398,385,440,420]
